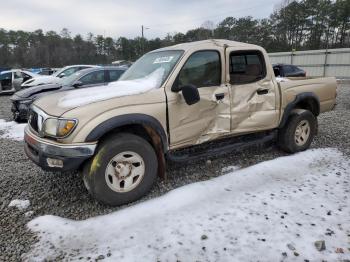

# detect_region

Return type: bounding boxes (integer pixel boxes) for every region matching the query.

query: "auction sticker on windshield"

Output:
[153,56,174,64]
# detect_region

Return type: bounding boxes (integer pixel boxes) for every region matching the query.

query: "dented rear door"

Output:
[166,49,231,148]
[226,48,279,133]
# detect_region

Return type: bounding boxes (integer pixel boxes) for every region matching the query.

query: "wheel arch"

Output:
[279,92,320,129]
[85,114,168,178]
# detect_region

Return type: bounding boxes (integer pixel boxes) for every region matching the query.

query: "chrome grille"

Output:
[28,109,39,133]
[28,107,46,134]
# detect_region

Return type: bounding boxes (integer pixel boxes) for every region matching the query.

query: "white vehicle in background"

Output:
[0,69,42,95]
[111,60,132,68]
[21,65,99,88]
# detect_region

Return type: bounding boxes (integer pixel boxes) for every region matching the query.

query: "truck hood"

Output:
[33,68,165,117]
[21,75,61,87]
[13,83,62,99]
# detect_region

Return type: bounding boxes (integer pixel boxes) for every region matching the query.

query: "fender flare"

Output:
[85,114,168,152]
[279,92,320,128]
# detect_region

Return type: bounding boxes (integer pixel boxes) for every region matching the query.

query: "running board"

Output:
[166,131,277,163]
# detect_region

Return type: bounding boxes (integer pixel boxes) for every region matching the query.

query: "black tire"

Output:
[82,133,158,206]
[278,109,317,153]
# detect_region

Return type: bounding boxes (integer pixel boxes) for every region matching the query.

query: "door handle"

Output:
[215,93,225,100]
[257,88,269,95]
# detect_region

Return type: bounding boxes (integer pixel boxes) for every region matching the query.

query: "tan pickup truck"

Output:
[24,40,337,206]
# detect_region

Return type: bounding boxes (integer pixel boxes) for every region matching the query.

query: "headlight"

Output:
[43,118,77,138]
[44,118,58,136]
[57,119,77,137]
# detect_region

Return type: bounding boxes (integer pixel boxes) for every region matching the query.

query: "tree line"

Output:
[0,0,349,68]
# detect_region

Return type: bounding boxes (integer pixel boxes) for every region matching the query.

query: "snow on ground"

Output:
[24,211,34,217]
[25,148,350,261]
[221,165,240,174]
[8,199,30,210]
[0,119,26,141]
[58,68,165,108]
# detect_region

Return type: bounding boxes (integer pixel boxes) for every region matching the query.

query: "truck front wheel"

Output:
[82,133,158,206]
[278,109,317,153]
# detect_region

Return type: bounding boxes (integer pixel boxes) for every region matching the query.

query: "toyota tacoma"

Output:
[24,40,337,206]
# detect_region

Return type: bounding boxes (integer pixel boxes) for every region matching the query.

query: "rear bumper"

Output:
[24,126,97,172]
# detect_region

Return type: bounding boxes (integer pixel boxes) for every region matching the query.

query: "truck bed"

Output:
[279,76,337,113]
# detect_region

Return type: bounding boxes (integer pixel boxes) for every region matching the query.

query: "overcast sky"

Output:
[0,0,281,39]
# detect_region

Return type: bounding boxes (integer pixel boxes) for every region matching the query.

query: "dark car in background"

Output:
[11,66,126,122]
[273,64,306,77]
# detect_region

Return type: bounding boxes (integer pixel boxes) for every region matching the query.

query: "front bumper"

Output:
[24,126,97,172]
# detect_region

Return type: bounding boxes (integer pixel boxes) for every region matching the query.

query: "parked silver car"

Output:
[0,69,42,95]
[21,65,99,88]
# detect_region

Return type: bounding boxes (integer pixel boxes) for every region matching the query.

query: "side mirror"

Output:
[171,77,181,92]
[58,73,66,78]
[73,81,83,88]
[181,84,200,105]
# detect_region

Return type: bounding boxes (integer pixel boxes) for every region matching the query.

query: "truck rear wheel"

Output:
[278,109,317,153]
[82,133,158,206]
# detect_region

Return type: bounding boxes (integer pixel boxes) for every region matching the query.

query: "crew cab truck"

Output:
[24,40,337,206]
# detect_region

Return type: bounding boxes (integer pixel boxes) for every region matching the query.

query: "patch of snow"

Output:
[58,67,165,108]
[25,211,35,217]
[221,165,240,174]
[276,76,290,82]
[8,199,30,210]
[25,149,350,261]
[0,119,26,141]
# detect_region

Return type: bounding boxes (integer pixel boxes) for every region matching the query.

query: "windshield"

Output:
[52,67,66,77]
[59,71,83,86]
[119,50,183,88]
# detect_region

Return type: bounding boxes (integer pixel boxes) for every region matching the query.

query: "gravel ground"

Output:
[0,83,349,261]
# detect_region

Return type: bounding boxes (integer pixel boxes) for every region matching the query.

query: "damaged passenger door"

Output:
[226,48,279,133]
[167,50,231,148]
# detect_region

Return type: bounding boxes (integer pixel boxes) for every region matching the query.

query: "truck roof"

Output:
[152,39,262,52]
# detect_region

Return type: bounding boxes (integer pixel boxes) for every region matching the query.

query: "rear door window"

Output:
[229,51,265,84]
